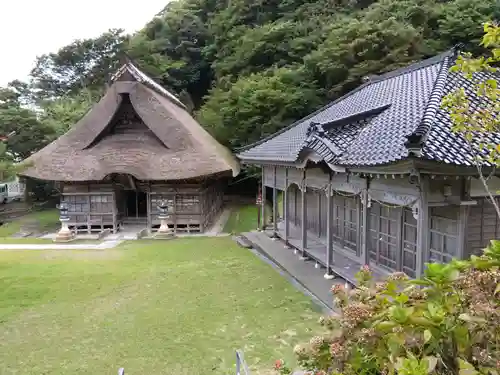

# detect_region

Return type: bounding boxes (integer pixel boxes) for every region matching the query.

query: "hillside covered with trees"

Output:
[0,0,499,169]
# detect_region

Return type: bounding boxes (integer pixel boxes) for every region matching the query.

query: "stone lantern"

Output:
[154,199,174,239]
[54,202,75,242]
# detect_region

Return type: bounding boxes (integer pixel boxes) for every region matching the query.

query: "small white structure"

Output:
[0,177,26,203]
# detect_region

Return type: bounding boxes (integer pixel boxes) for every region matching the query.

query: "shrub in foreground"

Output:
[280,242,500,375]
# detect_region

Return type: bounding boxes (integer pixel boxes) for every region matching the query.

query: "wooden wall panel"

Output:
[276,167,286,190]
[466,197,500,257]
[331,174,365,194]
[305,168,329,190]
[427,179,462,203]
[288,168,303,187]
[470,177,500,197]
[263,166,274,187]
[305,189,321,236]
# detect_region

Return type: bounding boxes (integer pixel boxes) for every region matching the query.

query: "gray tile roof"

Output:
[238,49,500,168]
[421,71,500,166]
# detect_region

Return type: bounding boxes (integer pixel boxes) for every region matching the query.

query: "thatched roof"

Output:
[21,63,239,182]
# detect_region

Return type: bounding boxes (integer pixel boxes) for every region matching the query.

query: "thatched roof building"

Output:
[22,62,239,234]
[22,63,239,182]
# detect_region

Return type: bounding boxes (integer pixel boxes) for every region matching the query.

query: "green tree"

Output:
[0,85,55,160]
[39,89,97,136]
[128,0,214,109]
[30,29,128,102]
[305,17,426,97]
[197,67,322,148]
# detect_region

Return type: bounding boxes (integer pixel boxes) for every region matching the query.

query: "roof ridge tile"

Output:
[405,56,451,155]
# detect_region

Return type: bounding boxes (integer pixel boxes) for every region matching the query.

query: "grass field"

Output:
[224,205,272,234]
[0,208,60,237]
[0,237,320,375]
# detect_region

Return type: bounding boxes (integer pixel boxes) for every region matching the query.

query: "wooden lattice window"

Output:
[90,194,113,213]
[429,207,458,263]
[402,208,418,278]
[369,203,399,271]
[332,195,358,254]
[63,195,89,213]
[176,195,200,214]
[368,205,417,275]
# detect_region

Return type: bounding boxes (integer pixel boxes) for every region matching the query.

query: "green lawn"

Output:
[224,205,272,234]
[0,237,320,375]
[0,208,60,237]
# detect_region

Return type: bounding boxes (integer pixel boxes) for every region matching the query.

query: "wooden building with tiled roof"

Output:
[21,62,239,234]
[239,49,500,283]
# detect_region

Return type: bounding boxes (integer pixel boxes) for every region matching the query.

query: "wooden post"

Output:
[361,181,370,265]
[261,170,266,231]
[272,167,278,237]
[300,171,307,259]
[416,175,430,278]
[457,205,469,260]
[87,193,91,234]
[135,191,139,219]
[146,191,151,233]
[457,177,470,260]
[284,169,290,247]
[112,191,117,233]
[324,181,334,279]
[173,193,177,234]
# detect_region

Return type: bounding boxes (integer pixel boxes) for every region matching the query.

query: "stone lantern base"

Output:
[54,219,75,242]
[154,215,175,239]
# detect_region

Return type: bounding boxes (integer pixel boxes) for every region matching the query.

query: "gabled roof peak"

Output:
[111,61,186,109]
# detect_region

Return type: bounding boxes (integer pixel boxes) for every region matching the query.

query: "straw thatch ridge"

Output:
[21,64,240,182]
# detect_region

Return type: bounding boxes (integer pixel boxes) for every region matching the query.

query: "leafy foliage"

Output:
[442,22,500,165]
[289,245,500,375]
[30,29,128,102]
[441,22,500,218]
[38,89,97,136]
[197,67,322,148]
[0,85,51,176]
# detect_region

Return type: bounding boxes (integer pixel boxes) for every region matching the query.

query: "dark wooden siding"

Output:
[466,197,500,257]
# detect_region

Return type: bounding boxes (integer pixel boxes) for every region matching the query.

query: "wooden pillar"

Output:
[87,193,91,234]
[300,171,307,259]
[284,169,290,247]
[173,193,177,234]
[361,185,370,265]
[273,166,278,237]
[135,192,139,219]
[457,177,470,260]
[416,175,430,278]
[146,190,151,233]
[112,191,117,233]
[324,181,334,279]
[261,168,267,231]
[457,205,470,260]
